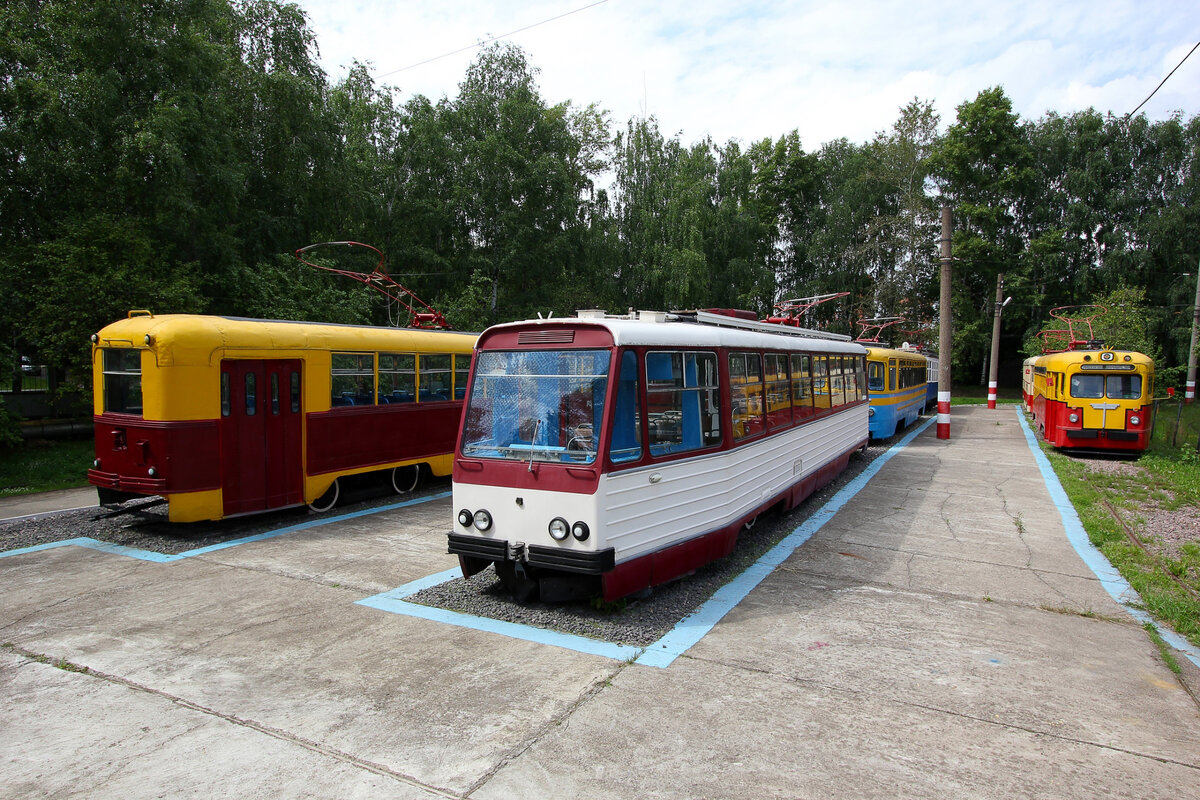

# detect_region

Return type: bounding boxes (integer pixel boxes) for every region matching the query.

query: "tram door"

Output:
[220,359,303,516]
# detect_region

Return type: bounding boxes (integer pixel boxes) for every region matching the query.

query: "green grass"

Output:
[1042,417,1200,649]
[947,384,1022,405]
[0,437,94,495]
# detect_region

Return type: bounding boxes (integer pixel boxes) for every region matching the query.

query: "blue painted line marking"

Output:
[637,415,936,667]
[360,418,934,668]
[1016,408,1200,670]
[355,569,641,661]
[0,491,452,563]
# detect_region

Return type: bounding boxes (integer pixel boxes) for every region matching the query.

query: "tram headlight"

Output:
[472,510,492,532]
[92,459,101,470]
[548,517,569,541]
[868,407,875,417]
[147,467,157,478]
[1068,412,1079,423]
[571,521,590,541]
[457,508,473,527]
[1130,415,1141,426]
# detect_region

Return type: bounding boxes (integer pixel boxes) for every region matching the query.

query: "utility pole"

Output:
[938,206,953,439]
[1187,256,1200,404]
[987,273,1011,410]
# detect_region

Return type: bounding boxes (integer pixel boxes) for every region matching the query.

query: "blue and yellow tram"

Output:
[864,346,929,439]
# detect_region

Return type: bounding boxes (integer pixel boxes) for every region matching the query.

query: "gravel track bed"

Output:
[1,440,892,649]
[409,442,890,647]
[0,479,452,556]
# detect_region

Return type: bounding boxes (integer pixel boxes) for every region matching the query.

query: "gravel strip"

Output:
[408,442,890,647]
[0,477,452,556]
[1,439,892,649]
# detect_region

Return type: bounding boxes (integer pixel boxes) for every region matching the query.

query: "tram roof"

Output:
[93,313,477,366]
[479,311,867,354]
[1033,348,1154,369]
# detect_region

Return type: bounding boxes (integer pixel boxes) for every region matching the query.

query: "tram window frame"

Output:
[1106,374,1142,400]
[829,356,847,408]
[379,353,416,404]
[221,373,231,417]
[645,350,721,455]
[791,353,816,420]
[764,352,792,429]
[270,373,280,415]
[853,356,867,401]
[811,355,831,411]
[867,361,885,393]
[729,351,765,440]
[419,354,453,402]
[244,372,256,416]
[331,352,375,407]
[290,371,301,413]
[454,354,470,400]
[101,348,144,416]
[608,350,644,465]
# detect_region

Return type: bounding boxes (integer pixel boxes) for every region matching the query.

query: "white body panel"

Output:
[452,404,866,564]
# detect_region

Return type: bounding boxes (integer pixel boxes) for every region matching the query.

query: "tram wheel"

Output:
[391,464,421,494]
[308,479,339,513]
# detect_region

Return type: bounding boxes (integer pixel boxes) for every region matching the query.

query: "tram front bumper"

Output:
[448,532,615,575]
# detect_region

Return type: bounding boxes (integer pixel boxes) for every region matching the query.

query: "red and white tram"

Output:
[447,309,869,602]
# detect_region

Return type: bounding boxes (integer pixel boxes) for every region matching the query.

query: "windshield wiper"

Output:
[528,418,542,472]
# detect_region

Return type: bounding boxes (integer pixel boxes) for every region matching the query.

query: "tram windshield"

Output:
[1070,373,1142,400]
[461,349,609,465]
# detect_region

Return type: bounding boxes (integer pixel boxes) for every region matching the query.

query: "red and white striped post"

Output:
[937,207,953,439]
[1187,260,1199,404]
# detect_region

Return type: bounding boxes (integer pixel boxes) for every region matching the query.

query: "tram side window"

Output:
[791,354,815,420]
[331,352,375,407]
[290,372,301,413]
[454,354,470,400]
[867,361,885,392]
[729,351,764,440]
[244,372,256,416]
[1069,374,1104,399]
[646,351,720,455]
[828,357,846,408]
[811,355,831,411]
[102,348,143,416]
[221,373,231,417]
[379,354,416,403]
[419,354,452,401]
[609,350,643,464]
[765,353,792,429]
[853,356,867,401]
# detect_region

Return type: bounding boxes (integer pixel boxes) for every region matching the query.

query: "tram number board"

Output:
[1078,364,1136,372]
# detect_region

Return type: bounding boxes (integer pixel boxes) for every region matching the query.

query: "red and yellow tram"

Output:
[1028,346,1154,453]
[88,312,476,522]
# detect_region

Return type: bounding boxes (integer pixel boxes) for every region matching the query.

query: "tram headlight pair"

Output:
[457,508,492,532]
[548,518,590,542]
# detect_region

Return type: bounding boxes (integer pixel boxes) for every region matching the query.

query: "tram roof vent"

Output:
[637,310,669,323]
[575,309,608,319]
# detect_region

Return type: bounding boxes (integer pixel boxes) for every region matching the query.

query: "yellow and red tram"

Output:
[1028,346,1154,453]
[88,312,476,522]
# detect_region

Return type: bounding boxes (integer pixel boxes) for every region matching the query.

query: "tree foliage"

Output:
[3,1,1199,401]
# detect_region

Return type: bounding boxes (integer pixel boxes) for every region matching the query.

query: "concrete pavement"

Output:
[1,406,1197,798]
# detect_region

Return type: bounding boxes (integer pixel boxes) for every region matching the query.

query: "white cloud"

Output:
[296,0,1200,147]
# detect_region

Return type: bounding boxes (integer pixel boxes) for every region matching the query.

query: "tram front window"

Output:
[1070,374,1104,399]
[461,349,609,465]
[1106,375,1142,399]
[102,348,143,415]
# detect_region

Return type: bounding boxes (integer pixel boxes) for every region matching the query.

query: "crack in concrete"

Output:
[683,651,1200,772]
[462,660,629,797]
[2,643,465,798]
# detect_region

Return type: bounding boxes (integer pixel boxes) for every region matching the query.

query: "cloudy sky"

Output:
[295,0,1199,148]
